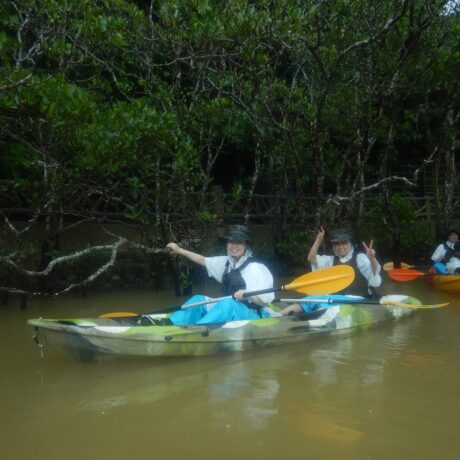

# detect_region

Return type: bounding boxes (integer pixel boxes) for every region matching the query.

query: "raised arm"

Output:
[307,226,325,264]
[362,240,380,275]
[166,242,206,267]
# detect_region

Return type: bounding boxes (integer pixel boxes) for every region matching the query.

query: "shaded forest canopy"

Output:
[0,0,458,298]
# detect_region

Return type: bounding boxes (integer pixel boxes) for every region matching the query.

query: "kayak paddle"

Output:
[100,265,355,318]
[280,297,449,310]
[383,261,433,271]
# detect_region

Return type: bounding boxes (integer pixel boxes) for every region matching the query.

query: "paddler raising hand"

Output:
[309,228,382,296]
[281,227,382,316]
[165,225,275,325]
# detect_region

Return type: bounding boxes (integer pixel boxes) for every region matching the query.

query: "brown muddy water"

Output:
[1,278,459,460]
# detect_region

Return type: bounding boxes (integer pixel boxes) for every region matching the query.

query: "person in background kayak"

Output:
[165,225,275,325]
[281,227,381,316]
[431,230,460,274]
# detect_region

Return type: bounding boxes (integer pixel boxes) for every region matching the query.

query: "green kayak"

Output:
[27,295,423,362]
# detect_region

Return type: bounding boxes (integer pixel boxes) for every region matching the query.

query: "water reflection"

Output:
[23,312,421,441]
[309,337,353,385]
[208,361,280,430]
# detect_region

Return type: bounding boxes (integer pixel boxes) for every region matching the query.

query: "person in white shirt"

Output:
[431,230,459,274]
[165,225,274,325]
[281,227,381,316]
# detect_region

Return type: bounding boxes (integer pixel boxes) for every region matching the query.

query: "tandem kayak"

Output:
[427,272,460,294]
[27,295,423,362]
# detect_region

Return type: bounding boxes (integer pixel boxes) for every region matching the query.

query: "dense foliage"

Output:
[0,0,458,295]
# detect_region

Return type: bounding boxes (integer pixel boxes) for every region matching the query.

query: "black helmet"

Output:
[329,228,353,242]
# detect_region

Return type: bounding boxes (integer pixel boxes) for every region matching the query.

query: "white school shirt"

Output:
[431,241,455,262]
[204,256,275,304]
[311,248,382,288]
[446,257,460,273]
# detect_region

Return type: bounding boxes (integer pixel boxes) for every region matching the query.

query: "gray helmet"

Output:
[329,228,353,242]
[224,224,251,242]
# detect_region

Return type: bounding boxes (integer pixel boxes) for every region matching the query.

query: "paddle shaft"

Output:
[161,292,257,314]
[281,298,378,306]
[152,285,300,314]
[151,268,355,314]
[99,297,237,318]
[280,298,448,309]
[383,262,432,271]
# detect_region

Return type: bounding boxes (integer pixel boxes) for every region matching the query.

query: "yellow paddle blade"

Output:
[380,300,449,309]
[284,265,355,295]
[383,262,412,271]
[99,311,138,318]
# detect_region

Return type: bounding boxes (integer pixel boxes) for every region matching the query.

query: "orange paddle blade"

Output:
[388,268,425,282]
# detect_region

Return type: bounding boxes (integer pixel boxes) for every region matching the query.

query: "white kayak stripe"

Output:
[95,326,130,333]
[222,320,250,328]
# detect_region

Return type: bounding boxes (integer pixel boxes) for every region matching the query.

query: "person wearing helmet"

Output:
[281,226,381,316]
[165,224,275,325]
[431,230,460,274]
[309,226,381,294]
